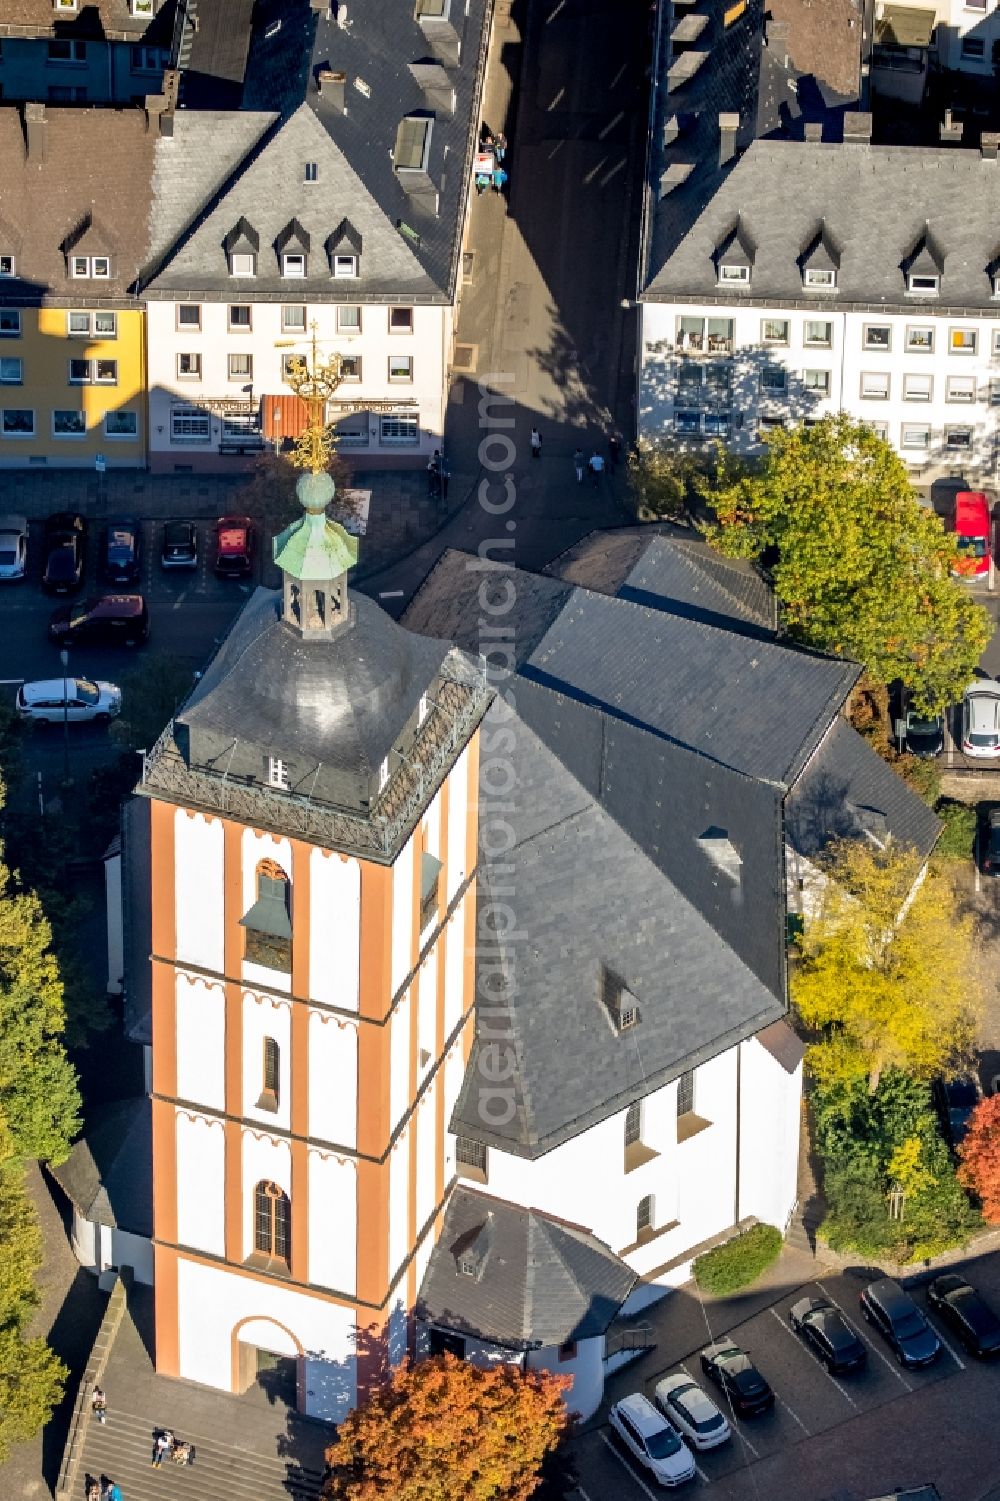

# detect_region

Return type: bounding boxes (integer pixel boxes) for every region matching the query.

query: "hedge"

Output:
[692,1223,783,1297]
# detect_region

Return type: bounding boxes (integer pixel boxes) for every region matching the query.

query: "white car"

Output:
[654,1372,732,1451]
[0,513,27,580]
[962,681,1000,758]
[16,677,122,724]
[608,1393,696,1487]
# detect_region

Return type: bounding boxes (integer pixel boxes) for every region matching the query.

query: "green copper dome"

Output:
[272,470,359,582]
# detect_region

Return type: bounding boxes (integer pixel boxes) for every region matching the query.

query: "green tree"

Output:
[112,656,198,755]
[793,839,978,1093]
[232,450,358,553]
[701,415,992,711]
[627,435,713,520]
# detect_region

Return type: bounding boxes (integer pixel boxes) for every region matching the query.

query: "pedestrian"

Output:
[107,1483,122,1501]
[492,165,508,195]
[91,1386,107,1424]
[481,127,494,149]
[475,171,491,195]
[494,131,507,162]
[573,448,584,483]
[152,1429,173,1468]
[427,449,441,499]
[608,432,622,471]
[588,450,605,486]
[530,427,542,459]
[171,1441,195,1467]
[85,1474,100,1501]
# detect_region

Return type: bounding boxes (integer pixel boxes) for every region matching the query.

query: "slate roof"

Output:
[50,1097,152,1236]
[756,1019,805,1075]
[415,1187,637,1349]
[786,717,942,863]
[644,138,1000,308]
[0,0,169,39]
[175,0,255,108]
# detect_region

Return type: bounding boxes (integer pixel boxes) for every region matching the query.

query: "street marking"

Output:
[575,1487,595,1501]
[693,1460,709,1485]
[679,1364,758,1457]
[925,1317,965,1371]
[776,1394,810,1434]
[599,1432,660,1501]
[609,63,628,89]
[0,678,25,685]
[547,87,566,110]
[816,1282,913,1391]
[768,1307,858,1409]
[378,589,404,599]
[598,111,625,139]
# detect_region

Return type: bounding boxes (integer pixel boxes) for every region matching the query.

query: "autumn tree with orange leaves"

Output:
[323,1352,571,1501]
[958,1094,1000,1223]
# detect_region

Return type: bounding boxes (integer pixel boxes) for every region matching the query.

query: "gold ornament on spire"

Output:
[283,321,344,475]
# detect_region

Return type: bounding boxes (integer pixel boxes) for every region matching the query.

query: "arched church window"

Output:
[253,1180,290,1264]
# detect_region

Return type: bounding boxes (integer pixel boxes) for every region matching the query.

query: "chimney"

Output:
[940,108,962,146]
[718,112,739,166]
[309,0,328,10]
[842,111,872,144]
[804,121,823,142]
[663,114,681,146]
[982,131,1000,159]
[23,102,46,163]
[317,67,347,112]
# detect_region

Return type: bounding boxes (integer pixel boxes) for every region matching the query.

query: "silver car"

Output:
[0,513,27,580]
[654,1372,731,1450]
[962,681,1000,758]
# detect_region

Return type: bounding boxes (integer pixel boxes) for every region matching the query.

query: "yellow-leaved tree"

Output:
[792,839,978,1092]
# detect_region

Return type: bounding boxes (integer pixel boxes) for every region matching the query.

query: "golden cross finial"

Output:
[284,320,345,474]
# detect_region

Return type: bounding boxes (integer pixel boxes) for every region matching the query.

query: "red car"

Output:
[213,515,256,578]
[951,490,992,578]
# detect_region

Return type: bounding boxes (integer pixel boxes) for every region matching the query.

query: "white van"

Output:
[608,1393,696,1487]
[16,677,121,724]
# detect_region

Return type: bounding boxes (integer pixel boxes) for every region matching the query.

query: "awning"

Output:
[263,393,309,441]
[875,5,934,47]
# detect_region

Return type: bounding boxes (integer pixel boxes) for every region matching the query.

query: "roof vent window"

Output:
[698,826,743,884]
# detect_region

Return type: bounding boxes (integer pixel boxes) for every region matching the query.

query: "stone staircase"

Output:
[77,1409,324,1501]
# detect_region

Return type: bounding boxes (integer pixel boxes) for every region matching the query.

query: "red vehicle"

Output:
[951,491,992,578]
[213,515,256,578]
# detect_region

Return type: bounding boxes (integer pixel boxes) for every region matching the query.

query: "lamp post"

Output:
[59,647,72,788]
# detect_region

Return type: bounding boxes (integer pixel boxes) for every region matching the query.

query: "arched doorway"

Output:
[232,1316,305,1408]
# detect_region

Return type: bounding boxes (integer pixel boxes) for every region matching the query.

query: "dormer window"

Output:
[231,253,256,278]
[714,218,754,288]
[904,227,944,298]
[908,273,939,296]
[719,263,749,284]
[304,162,318,183]
[601,964,640,1034]
[334,255,357,279]
[378,757,390,792]
[53,0,78,10]
[70,256,110,279]
[326,220,362,280]
[275,219,310,280]
[993,274,1000,300]
[130,0,155,14]
[394,115,433,173]
[804,267,836,289]
[225,218,260,279]
[266,756,289,789]
[0,257,13,277]
[282,253,306,278]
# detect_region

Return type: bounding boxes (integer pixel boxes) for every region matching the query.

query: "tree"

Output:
[701,415,993,711]
[323,1352,571,1501]
[958,1094,1000,1222]
[232,450,359,550]
[627,435,717,520]
[792,839,979,1093]
[112,656,198,755]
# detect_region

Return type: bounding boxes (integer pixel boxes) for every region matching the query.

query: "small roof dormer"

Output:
[903,225,944,296]
[224,216,259,277]
[325,219,362,277]
[799,222,840,290]
[275,217,310,277]
[714,218,754,286]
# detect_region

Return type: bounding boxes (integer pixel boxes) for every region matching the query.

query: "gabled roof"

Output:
[50,1097,152,1236]
[904,224,945,278]
[416,1187,637,1348]
[716,218,755,269]
[800,221,841,273]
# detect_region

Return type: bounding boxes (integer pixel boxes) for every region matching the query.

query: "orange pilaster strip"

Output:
[290,1137,309,1284]
[153,1243,180,1377]
[224,1119,243,1263]
[223,820,244,978]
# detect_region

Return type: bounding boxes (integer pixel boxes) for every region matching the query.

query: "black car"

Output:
[99,517,142,586]
[48,594,149,648]
[933,1075,980,1149]
[982,810,1000,877]
[926,1274,1000,1357]
[160,520,198,570]
[904,710,944,759]
[699,1343,774,1416]
[788,1296,867,1374]
[859,1278,941,1368]
[42,511,86,595]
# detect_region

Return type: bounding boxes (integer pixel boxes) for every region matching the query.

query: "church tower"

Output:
[140,465,488,1420]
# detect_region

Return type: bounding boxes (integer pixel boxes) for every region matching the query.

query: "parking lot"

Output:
[572,1257,1000,1501]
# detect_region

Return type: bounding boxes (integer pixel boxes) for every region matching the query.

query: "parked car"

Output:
[48,594,149,648]
[608,1393,697,1488]
[933,1075,980,1149]
[962,681,1000,758]
[98,517,142,587]
[160,520,198,570]
[859,1278,941,1368]
[653,1372,731,1450]
[699,1342,774,1416]
[788,1296,867,1374]
[926,1273,1000,1357]
[213,515,256,577]
[982,809,1000,877]
[0,513,28,580]
[904,709,944,759]
[950,490,992,578]
[16,677,121,725]
[42,512,86,595]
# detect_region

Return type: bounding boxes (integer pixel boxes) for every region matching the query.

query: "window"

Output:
[908,274,939,295]
[951,327,978,354]
[49,85,88,103]
[242,860,292,972]
[176,353,201,379]
[994,330,1000,357]
[703,412,730,437]
[48,38,87,63]
[105,410,137,439]
[334,255,358,279]
[378,758,390,792]
[718,263,750,284]
[68,312,89,337]
[761,319,789,345]
[68,358,90,384]
[340,355,362,381]
[53,410,85,437]
[304,162,319,182]
[282,253,306,278]
[380,413,418,445]
[337,305,361,332]
[336,413,369,447]
[389,355,413,382]
[94,359,117,384]
[228,352,253,381]
[131,44,164,70]
[0,256,14,277]
[673,409,701,434]
[677,1070,695,1117]
[861,371,890,399]
[176,304,201,330]
[281,354,303,383]
[904,373,933,401]
[94,311,116,337]
[70,256,110,279]
[676,316,733,353]
[0,310,20,337]
[863,324,891,350]
[945,425,973,449]
[389,306,414,333]
[901,423,930,449]
[131,0,156,15]
[252,1181,290,1264]
[947,375,976,403]
[267,757,289,789]
[420,851,443,932]
[2,409,33,436]
[228,305,251,331]
[906,325,934,352]
[803,320,832,347]
[0,358,22,384]
[557,1341,577,1363]
[962,35,986,58]
[282,305,306,332]
[170,406,211,443]
[625,1101,642,1147]
[455,1135,489,1182]
[760,366,787,392]
[803,369,830,394]
[230,253,256,278]
[804,267,836,288]
[258,1037,280,1111]
[394,115,433,171]
[991,379,1000,407]
[636,1195,655,1237]
[867,420,889,440]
